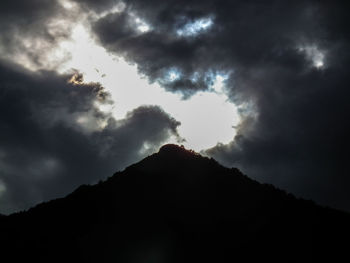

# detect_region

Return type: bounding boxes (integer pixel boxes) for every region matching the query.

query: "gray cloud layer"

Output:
[0,1,65,66]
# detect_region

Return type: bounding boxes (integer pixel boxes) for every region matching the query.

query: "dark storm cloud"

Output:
[0,60,180,214]
[0,0,61,28]
[206,64,350,210]
[85,0,350,210]
[92,9,216,95]
[91,0,317,91]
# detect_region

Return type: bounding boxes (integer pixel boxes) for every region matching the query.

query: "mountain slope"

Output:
[0,144,349,262]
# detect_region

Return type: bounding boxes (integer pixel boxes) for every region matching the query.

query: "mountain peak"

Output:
[159,144,192,154]
[158,144,200,159]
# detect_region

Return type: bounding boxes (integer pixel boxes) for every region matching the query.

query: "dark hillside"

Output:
[0,144,349,262]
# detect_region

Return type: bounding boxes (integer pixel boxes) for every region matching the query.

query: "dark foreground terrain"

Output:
[0,144,349,262]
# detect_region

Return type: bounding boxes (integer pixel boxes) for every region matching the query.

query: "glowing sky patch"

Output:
[39,23,239,151]
[177,17,213,37]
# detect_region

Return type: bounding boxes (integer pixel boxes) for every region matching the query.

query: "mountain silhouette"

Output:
[0,144,349,262]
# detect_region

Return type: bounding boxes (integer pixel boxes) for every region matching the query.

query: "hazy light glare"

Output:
[50,23,239,151]
[171,88,237,151]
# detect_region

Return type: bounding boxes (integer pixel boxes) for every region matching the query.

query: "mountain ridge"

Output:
[0,144,349,262]
[7,144,339,218]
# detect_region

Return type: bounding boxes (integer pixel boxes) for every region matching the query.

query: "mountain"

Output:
[0,144,349,262]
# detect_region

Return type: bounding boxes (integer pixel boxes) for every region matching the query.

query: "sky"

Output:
[0,0,349,214]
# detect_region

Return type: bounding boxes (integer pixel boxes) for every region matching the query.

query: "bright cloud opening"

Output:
[41,22,239,151]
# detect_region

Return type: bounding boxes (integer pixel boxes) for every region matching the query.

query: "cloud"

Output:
[206,64,350,209]
[0,0,83,70]
[90,1,314,91]
[71,0,122,13]
[0,60,180,214]
[84,0,350,211]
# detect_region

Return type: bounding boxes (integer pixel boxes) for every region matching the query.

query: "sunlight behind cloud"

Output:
[53,23,239,151]
[167,69,182,82]
[177,17,213,37]
[135,17,151,33]
[298,44,326,69]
